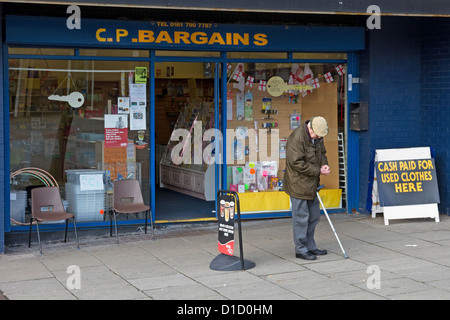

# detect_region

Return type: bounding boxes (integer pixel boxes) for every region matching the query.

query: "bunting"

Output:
[246,76,255,87]
[324,72,334,83]
[233,70,244,81]
[227,63,346,93]
[258,80,267,91]
[312,78,320,89]
[336,64,345,76]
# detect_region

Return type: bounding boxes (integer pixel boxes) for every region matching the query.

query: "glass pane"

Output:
[9,58,150,224]
[225,61,347,209]
[154,61,216,79]
[155,50,220,57]
[293,52,347,60]
[79,49,149,57]
[227,52,287,59]
[8,48,74,56]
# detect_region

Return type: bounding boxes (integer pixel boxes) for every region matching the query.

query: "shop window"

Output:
[227,52,287,59]
[155,51,220,57]
[224,61,347,211]
[155,61,215,79]
[9,48,74,56]
[9,57,150,226]
[79,49,149,57]
[293,52,347,60]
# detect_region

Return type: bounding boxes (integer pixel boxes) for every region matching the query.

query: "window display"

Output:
[9,54,150,224]
[226,62,346,212]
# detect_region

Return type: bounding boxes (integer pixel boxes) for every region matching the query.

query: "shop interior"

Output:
[155,60,217,221]
[8,48,348,229]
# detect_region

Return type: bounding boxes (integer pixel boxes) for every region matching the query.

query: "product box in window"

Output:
[84,109,104,118]
[256,169,268,190]
[269,177,278,190]
[243,164,256,186]
[232,166,244,185]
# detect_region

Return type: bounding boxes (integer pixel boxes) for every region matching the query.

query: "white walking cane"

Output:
[316,185,349,259]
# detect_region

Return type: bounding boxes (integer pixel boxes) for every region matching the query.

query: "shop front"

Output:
[4,15,364,234]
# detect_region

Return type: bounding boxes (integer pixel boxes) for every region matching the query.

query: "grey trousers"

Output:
[291,196,321,254]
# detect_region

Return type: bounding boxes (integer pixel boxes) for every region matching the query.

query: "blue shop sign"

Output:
[6,15,364,52]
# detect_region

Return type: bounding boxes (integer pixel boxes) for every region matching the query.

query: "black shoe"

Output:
[309,249,327,256]
[295,252,317,260]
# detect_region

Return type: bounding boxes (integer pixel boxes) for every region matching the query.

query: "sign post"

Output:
[210,190,255,271]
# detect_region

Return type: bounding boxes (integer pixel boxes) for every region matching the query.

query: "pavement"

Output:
[2,213,450,301]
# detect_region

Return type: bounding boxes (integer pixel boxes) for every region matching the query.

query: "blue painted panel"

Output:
[6,16,365,52]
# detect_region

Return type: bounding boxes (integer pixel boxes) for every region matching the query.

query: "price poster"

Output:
[217,193,236,256]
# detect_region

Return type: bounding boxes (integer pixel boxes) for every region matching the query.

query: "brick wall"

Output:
[359,17,423,212]
[420,18,450,214]
[360,16,450,215]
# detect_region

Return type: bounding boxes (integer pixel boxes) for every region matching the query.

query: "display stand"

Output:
[210,190,255,271]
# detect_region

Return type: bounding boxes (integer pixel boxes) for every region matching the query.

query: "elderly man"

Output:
[284,116,330,260]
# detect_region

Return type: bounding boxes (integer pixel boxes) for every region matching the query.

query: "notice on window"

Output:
[129,83,147,130]
[118,97,130,114]
[79,174,104,191]
[135,67,147,84]
[130,104,146,130]
[104,114,128,148]
[130,83,146,102]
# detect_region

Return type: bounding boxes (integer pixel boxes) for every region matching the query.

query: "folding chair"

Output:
[29,186,79,254]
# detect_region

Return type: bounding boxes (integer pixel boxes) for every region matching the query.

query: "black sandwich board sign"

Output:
[210,190,255,271]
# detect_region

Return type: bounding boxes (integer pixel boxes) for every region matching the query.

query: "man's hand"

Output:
[320,165,330,176]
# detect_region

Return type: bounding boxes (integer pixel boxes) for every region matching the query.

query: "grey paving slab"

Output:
[213,279,296,300]
[0,278,76,300]
[0,254,53,283]
[37,248,103,271]
[52,265,148,300]
[143,283,224,300]
[388,288,450,300]
[129,273,197,291]
[352,276,434,298]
